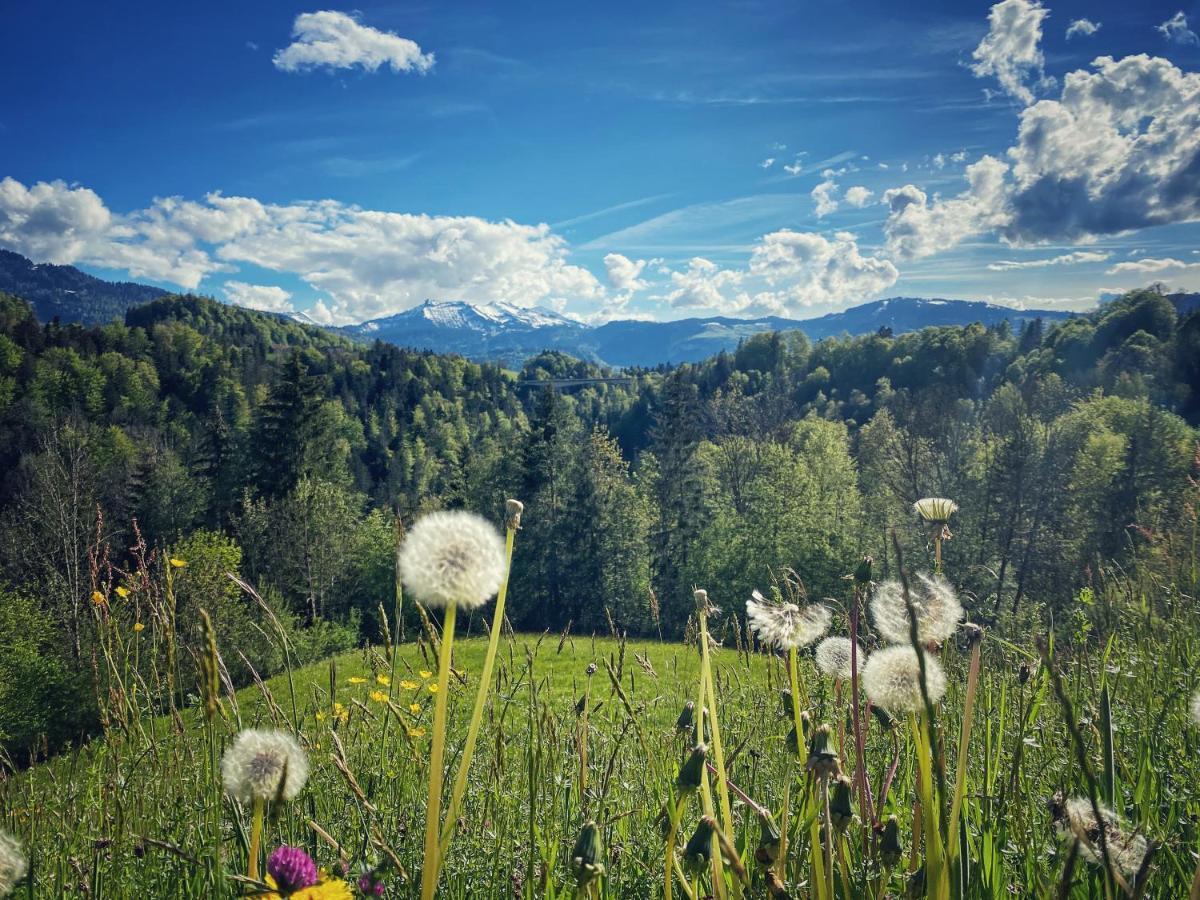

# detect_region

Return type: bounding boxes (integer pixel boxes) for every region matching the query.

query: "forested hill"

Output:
[0,284,1197,756]
[0,249,168,324]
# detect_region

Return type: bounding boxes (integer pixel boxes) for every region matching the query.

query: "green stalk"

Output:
[911,713,948,900]
[247,796,264,882]
[420,602,458,900]
[947,636,982,869]
[438,526,517,854]
[700,609,739,898]
[665,793,685,900]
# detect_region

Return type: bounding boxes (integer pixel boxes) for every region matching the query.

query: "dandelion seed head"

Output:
[913,497,958,523]
[0,831,27,898]
[221,729,309,804]
[1191,687,1200,726]
[870,574,963,646]
[398,510,506,610]
[746,590,831,649]
[861,645,946,713]
[815,637,866,681]
[1053,796,1148,878]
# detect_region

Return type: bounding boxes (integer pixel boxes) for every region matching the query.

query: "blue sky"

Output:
[1,0,1198,323]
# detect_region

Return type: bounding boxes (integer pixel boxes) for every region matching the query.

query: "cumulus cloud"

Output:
[747,230,899,309]
[844,186,875,207]
[971,0,1054,104]
[603,253,648,293]
[1066,18,1101,39]
[1158,12,1199,45]
[1106,256,1200,274]
[273,11,434,74]
[987,250,1109,270]
[0,177,602,323]
[811,179,839,217]
[663,258,745,310]
[883,53,1200,257]
[224,281,295,313]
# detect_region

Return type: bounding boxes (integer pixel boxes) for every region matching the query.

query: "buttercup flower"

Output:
[419,670,433,679]
[399,680,419,690]
[221,729,309,803]
[375,674,390,686]
[398,510,506,610]
[870,574,963,646]
[861,646,946,714]
[815,637,866,681]
[370,690,388,703]
[0,830,27,897]
[745,590,831,649]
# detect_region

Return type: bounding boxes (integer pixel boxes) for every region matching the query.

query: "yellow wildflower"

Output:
[168,558,187,568]
[90,591,107,607]
[115,586,130,599]
[409,703,421,714]
[262,874,354,899]
[427,682,439,694]
[375,674,390,686]
[408,727,427,738]
[133,622,145,633]
[347,676,367,685]
[332,702,348,724]
[370,690,388,703]
[419,670,433,679]
[315,710,327,722]
[399,680,419,690]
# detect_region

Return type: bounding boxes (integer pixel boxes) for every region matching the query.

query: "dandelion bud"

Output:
[0,830,28,897]
[786,712,811,755]
[905,865,926,899]
[220,729,309,804]
[755,812,782,867]
[505,498,524,530]
[878,815,903,868]
[805,724,841,778]
[267,846,319,894]
[682,817,716,875]
[398,510,507,611]
[570,821,605,887]
[676,744,707,794]
[853,556,873,586]
[779,689,793,718]
[829,775,856,832]
[1018,662,1032,684]
[675,700,695,734]
[960,622,984,648]
[871,704,896,731]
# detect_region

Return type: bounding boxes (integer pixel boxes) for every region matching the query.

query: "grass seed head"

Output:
[398,510,506,611]
[221,729,309,804]
[862,646,947,714]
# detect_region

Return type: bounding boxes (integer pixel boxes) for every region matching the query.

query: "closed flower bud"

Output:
[786,711,811,755]
[755,812,782,867]
[906,865,926,898]
[829,775,856,832]
[854,555,873,586]
[682,817,716,875]
[871,704,896,731]
[878,815,904,868]
[505,498,524,530]
[676,744,707,793]
[676,700,695,733]
[805,724,841,778]
[779,689,793,718]
[570,821,605,887]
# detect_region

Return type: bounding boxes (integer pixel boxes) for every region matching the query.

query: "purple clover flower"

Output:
[267,845,319,894]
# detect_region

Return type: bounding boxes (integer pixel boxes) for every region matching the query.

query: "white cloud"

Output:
[1066,18,1101,39]
[933,153,947,169]
[759,158,776,169]
[1158,12,1199,45]
[0,177,603,323]
[986,250,1109,271]
[971,0,1054,104]
[663,258,745,310]
[1106,257,1200,274]
[224,281,295,313]
[603,253,648,293]
[811,179,839,218]
[273,11,434,74]
[844,186,874,207]
[745,230,899,311]
[883,52,1200,257]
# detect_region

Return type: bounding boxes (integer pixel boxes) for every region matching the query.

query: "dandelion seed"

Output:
[398,510,506,611]
[370,690,388,703]
[745,589,831,649]
[815,637,866,681]
[0,830,28,897]
[399,680,419,690]
[375,674,390,686]
[419,670,433,679]
[1049,793,1149,879]
[913,497,958,524]
[169,558,187,568]
[221,729,309,804]
[861,645,946,713]
[870,573,963,646]
[133,622,145,633]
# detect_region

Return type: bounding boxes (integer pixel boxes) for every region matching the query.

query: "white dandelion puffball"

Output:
[221,729,309,804]
[1054,797,1148,878]
[0,831,27,898]
[862,645,946,713]
[745,590,831,650]
[815,637,866,681]
[399,510,507,610]
[913,497,958,523]
[1191,687,1200,726]
[870,573,963,646]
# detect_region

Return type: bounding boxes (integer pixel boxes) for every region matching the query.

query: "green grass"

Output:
[6,604,1200,898]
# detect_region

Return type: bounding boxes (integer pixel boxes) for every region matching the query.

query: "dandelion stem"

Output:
[947,634,982,870]
[247,796,264,882]
[438,525,517,855]
[420,601,458,900]
[700,608,738,898]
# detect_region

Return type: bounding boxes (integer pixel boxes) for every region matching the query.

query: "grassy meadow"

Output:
[5,555,1200,898]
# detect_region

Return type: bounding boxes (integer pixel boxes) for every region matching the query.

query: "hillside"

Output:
[0,249,168,324]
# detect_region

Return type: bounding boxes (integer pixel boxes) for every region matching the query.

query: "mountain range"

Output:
[0,248,1096,368]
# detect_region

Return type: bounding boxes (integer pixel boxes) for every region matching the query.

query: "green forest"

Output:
[0,286,1197,761]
